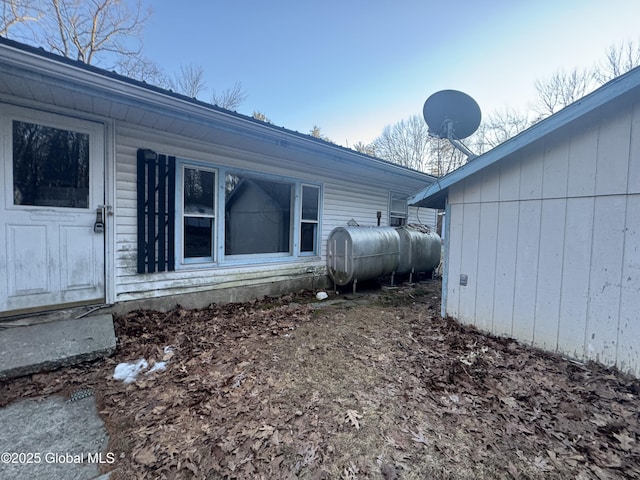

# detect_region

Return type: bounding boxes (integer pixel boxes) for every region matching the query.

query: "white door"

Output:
[0,106,105,315]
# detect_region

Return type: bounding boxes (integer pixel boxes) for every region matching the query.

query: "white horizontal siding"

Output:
[408,206,438,230]
[113,122,431,303]
[445,100,640,377]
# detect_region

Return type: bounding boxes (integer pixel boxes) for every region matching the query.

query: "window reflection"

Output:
[13,120,89,208]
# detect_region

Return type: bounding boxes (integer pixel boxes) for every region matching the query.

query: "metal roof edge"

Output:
[408,65,640,208]
[0,36,436,183]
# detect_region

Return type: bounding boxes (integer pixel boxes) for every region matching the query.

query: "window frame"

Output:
[389,192,408,227]
[299,183,321,256]
[178,163,218,265]
[175,159,322,269]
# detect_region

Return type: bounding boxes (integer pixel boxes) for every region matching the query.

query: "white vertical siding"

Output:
[519,148,544,199]
[475,202,499,332]
[445,101,640,376]
[498,154,522,201]
[557,197,594,358]
[567,128,598,197]
[534,198,566,350]
[446,203,464,319]
[542,138,569,198]
[619,194,640,373]
[586,195,626,366]
[492,202,519,337]
[512,200,541,341]
[596,110,631,196]
[458,202,481,323]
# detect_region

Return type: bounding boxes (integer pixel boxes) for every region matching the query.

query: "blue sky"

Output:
[142,1,640,147]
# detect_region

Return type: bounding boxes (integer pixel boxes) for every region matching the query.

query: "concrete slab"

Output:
[0,314,116,381]
[0,395,111,480]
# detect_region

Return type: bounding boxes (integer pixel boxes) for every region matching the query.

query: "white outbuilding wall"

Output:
[444,101,640,376]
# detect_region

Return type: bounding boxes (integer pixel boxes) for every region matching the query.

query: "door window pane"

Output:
[13,120,90,208]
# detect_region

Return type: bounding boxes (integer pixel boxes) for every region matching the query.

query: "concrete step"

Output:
[0,314,116,381]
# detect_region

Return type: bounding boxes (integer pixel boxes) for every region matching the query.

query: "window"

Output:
[300,185,320,254]
[13,120,90,208]
[389,192,408,227]
[183,167,216,260]
[225,173,293,256]
[172,159,321,267]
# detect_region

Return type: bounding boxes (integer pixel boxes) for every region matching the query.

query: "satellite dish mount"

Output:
[423,90,481,159]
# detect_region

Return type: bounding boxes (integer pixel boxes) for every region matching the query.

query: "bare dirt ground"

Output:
[2,280,640,479]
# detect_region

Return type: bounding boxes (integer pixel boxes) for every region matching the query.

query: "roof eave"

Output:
[408,65,640,208]
[0,37,437,184]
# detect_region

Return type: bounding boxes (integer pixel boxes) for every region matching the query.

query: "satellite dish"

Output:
[423,89,481,158]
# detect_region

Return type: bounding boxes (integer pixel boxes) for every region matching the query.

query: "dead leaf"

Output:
[380,463,398,480]
[612,431,635,450]
[507,461,519,478]
[499,396,518,409]
[5,282,640,480]
[589,412,612,427]
[411,429,429,446]
[345,409,363,430]
[532,455,553,471]
[256,424,275,438]
[134,447,157,465]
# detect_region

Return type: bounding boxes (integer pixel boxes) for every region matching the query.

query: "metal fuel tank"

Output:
[327,227,400,286]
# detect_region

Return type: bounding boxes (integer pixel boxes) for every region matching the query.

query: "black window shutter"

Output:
[137,149,176,273]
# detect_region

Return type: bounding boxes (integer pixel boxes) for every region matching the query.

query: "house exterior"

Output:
[409,67,640,377]
[0,37,437,317]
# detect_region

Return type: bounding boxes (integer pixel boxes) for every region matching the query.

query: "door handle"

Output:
[94,207,105,233]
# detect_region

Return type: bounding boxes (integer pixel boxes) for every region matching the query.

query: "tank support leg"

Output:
[353,279,357,294]
[409,268,414,284]
[391,271,395,286]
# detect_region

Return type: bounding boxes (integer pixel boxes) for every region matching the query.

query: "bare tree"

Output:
[352,141,376,156]
[470,107,533,154]
[427,138,469,177]
[212,81,247,110]
[116,54,168,86]
[171,63,206,98]
[2,0,251,111]
[372,115,477,176]
[0,0,41,37]
[373,115,431,172]
[24,0,151,66]
[370,39,640,174]
[595,39,640,84]
[532,67,595,118]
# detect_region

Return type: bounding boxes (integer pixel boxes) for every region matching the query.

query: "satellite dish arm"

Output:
[443,119,477,159]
